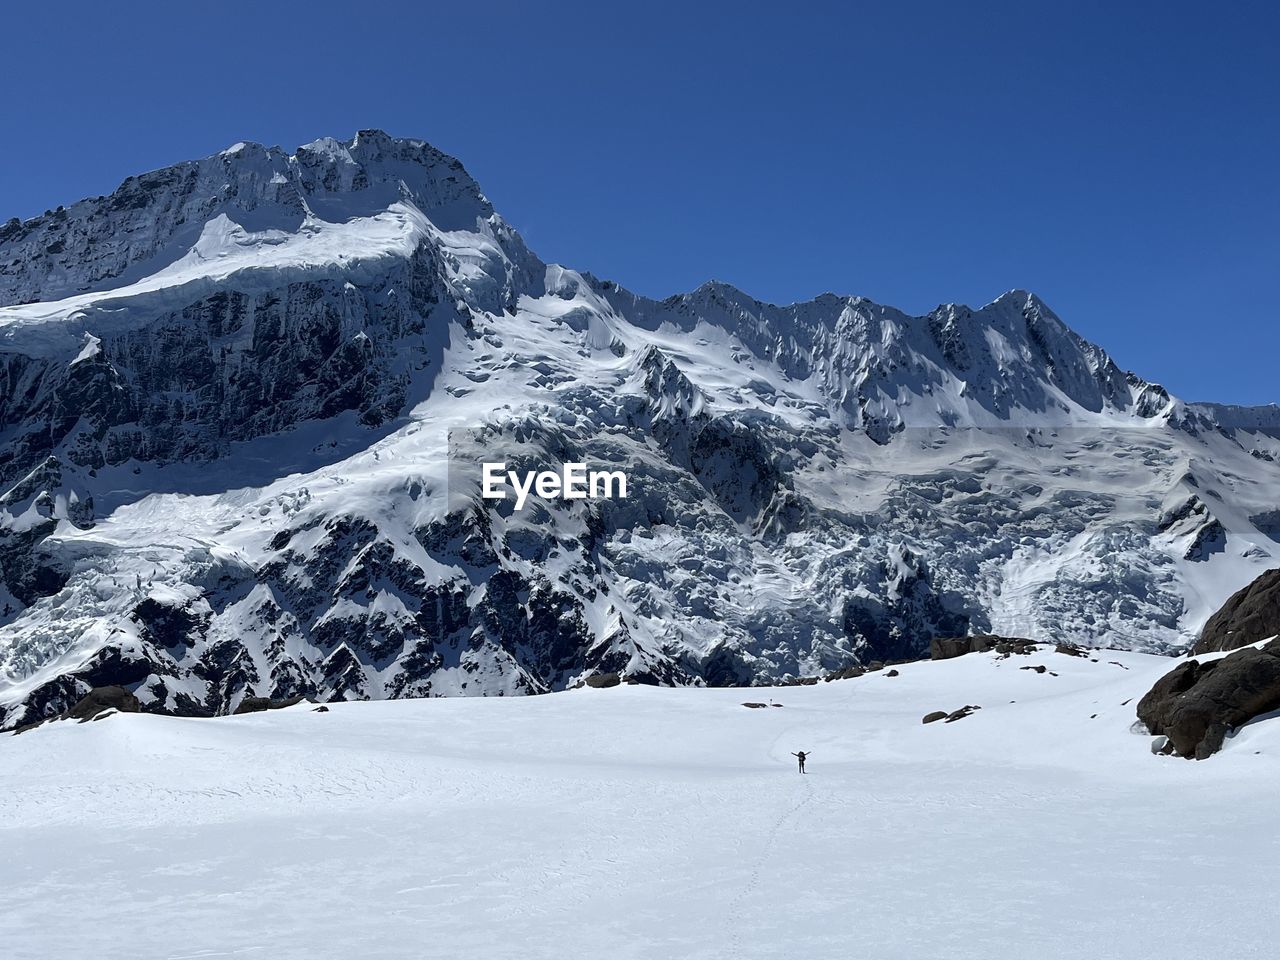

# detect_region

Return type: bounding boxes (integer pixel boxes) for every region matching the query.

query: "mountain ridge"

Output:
[2,130,1278,730]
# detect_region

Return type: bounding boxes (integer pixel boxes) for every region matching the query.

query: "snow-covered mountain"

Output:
[2,129,1279,728]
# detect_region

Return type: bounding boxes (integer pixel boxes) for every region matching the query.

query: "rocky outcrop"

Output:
[65,686,141,722]
[842,546,974,663]
[1156,495,1226,561]
[12,684,140,733]
[922,705,981,724]
[233,694,309,714]
[823,666,866,682]
[1136,638,1280,759]
[1191,568,1280,654]
[930,635,1037,660]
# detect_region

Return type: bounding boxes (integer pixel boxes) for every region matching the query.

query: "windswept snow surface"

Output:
[3,649,1275,959]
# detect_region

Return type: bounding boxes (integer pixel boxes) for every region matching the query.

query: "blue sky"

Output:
[3,0,1276,403]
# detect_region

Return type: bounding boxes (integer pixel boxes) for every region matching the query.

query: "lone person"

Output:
[791,750,809,774]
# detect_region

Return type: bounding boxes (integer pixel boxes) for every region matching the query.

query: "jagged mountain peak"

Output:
[596,274,1169,428]
[0,131,496,310]
[675,281,1045,323]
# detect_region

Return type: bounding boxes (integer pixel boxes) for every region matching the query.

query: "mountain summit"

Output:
[1,131,1278,728]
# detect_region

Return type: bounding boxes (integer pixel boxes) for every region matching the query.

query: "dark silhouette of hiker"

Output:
[792,751,809,774]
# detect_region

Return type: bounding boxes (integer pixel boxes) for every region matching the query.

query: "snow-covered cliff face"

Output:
[0,131,509,305]
[2,131,1279,729]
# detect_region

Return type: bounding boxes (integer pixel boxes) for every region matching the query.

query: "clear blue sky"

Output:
[3,0,1276,404]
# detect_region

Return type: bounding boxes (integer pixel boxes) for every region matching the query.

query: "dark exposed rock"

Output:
[66,686,140,722]
[131,596,209,650]
[1021,664,1048,674]
[1184,518,1227,560]
[742,702,769,709]
[930,634,1037,660]
[823,665,866,682]
[995,638,1038,657]
[1055,642,1087,658]
[13,684,140,733]
[7,675,86,731]
[232,694,308,715]
[583,672,621,688]
[75,645,162,689]
[922,710,948,724]
[688,417,787,523]
[931,636,979,660]
[1157,495,1226,561]
[622,671,665,686]
[944,705,981,723]
[0,256,442,479]
[843,546,973,663]
[1136,638,1280,759]
[195,638,262,710]
[0,455,78,610]
[703,644,755,687]
[1192,568,1280,654]
[1251,509,1280,541]
[0,518,68,611]
[885,669,900,677]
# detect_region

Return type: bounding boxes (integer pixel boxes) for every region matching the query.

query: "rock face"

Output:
[1136,638,1280,759]
[1191,568,1280,654]
[66,685,140,722]
[13,685,140,732]
[3,131,1280,728]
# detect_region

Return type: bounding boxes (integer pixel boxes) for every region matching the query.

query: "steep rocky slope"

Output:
[1191,567,1280,654]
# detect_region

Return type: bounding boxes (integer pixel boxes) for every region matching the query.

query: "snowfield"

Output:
[3,647,1274,959]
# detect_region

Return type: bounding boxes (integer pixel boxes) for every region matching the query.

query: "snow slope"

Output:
[2,648,1273,959]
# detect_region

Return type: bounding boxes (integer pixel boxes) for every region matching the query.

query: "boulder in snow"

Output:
[1136,638,1280,758]
[1191,568,1280,655]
